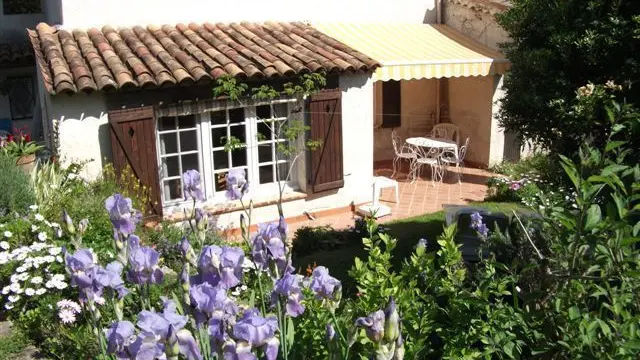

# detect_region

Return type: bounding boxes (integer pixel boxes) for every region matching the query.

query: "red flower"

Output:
[6,134,14,143]
[24,134,31,143]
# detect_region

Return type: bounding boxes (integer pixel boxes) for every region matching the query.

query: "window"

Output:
[157,114,201,202]
[2,0,42,14]
[381,80,401,128]
[156,101,296,204]
[5,76,34,120]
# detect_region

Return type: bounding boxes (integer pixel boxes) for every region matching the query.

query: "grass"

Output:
[292,202,526,295]
[0,328,31,360]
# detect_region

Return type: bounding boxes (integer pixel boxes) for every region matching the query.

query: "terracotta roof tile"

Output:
[0,42,34,68]
[29,21,379,95]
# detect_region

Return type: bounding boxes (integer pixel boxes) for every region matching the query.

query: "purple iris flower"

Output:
[355,310,385,343]
[225,168,249,200]
[136,300,202,360]
[272,271,305,317]
[218,246,245,289]
[105,321,136,355]
[470,212,489,237]
[309,266,341,301]
[251,223,289,274]
[233,308,279,360]
[93,261,128,298]
[127,245,164,285]
[183,170,205,201]
[198,245,222,285]
[189,283,237,324]
[105,193,142,236]
[65,249,96,288]
[326,324,336,342]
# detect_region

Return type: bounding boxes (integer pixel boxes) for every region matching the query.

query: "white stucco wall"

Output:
[442,1,510,51]
[373,79,438,161]
[48,92,111,180]
[57,0,436,28]
[447,75,493,166]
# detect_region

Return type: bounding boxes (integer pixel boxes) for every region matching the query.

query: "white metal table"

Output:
[405,137,458,159]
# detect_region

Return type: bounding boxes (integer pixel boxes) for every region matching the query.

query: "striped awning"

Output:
[312,22,510,81]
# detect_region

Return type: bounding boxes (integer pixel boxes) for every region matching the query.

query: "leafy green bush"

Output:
[0,154,35,217]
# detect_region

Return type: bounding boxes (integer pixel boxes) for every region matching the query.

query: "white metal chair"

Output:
[440,137,469,182]
[431,123,460,145]
[391,131,416,178]
[411,145,443,186]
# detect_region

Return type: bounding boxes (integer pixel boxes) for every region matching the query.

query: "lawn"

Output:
[292,202,526,295]
[0,327,31,360]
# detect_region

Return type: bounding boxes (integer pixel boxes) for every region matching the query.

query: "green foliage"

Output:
[496,0,640,157]
[0,154,35,218]
[212,75,248,100]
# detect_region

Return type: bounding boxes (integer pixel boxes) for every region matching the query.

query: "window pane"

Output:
[231,148,247,167]
[229,125,246,143]
[259,164,274,184]
[258,144,273,163]
[273,103,288,118]
[178,114,196,129]
[214,172,227,192]
[257,121,271,142]
[182,153,199,172]
[256,105,270,120]
[162,156,180,178]
[229,108,244,124]
[211,127,227,148]
[277,162,290,182]
[160,133,178,154]
[164,179,182,201]
[213,150,229,170]
[179,130,198,152]
[211,111,226,126]
[158,117,176,131]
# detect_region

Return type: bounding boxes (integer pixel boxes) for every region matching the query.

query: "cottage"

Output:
[21,0,513,228]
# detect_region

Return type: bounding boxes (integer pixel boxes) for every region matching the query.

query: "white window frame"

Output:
[156,99,299,208]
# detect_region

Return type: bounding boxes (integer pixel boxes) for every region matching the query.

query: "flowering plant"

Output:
[1,128,44,158]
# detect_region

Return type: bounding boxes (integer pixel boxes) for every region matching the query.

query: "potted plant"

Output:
[1,131,44,173]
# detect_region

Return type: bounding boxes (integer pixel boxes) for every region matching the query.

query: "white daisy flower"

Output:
[2,286,10,295]
[57,299,81,313]
[0,252,8,265]
[48,247,62,256]
[16,266,27,273]
[0,241,9,250]
[4,303,14,310]
[31,225,39,232]
[24,288,36,296]
[55,281,68,290]
[56,255,63,263]
[50,222,60,228]
[94,295,106,306]
[38,232,47,241]
[17,273,29,281]
[16,253,27,261]
[3,231,12,238]
[58,308,76,324]
[35,288,46,295]
[8,295,20,303]
[29,205,38,211]
[34,214,45,221]
[30,276,43,284]
[44,255,55,263]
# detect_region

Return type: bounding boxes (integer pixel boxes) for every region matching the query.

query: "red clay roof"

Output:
[0,42,34,68]
[28,21,379,95]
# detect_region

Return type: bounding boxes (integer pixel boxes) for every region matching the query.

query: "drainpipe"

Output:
[436,0,443,24]
[435,0,443,124]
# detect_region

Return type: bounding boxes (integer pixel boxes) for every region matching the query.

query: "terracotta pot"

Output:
[16,154,37,174]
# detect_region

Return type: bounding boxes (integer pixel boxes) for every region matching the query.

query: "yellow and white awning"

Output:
[313,22,510,81]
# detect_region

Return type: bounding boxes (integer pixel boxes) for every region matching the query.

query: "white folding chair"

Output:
[411,145,443,187]
[440,137,469,182]
[431,123,460,145]
[391,130,416,178]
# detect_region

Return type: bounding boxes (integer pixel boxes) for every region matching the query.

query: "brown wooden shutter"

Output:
[308,89,344,193]
[108,106,163,218]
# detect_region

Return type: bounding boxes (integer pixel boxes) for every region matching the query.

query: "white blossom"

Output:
[8,295,20,303]
[50,222,60,228]
[58,308,76,324]
[29,205,38,211]
[56,255,63,263]
[3,231,12,238]
[0,252,8,265]
[38,232,47,241]
[35,288,47,295]
[4,303,14,310]
[48,247,62,256]
[31,225,39,232]
[17,273,29,281]
[25,288,36,296]
[44,255,55,263]
[30,276,43,284]
[1,286,10,295]
[15,266,27,273]
[57,299,81,313]
[0,241,9,250]
[16,252,27,261]
[34,214,45,221]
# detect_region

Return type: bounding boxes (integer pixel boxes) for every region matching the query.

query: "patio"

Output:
[288,160,493,233]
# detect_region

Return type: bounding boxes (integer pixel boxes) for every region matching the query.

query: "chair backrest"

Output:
[391,131,402,155]
[458,138,470,161]
[431,123,460,144]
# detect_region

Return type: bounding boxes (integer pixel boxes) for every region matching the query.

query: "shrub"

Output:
[0,154,36,218]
